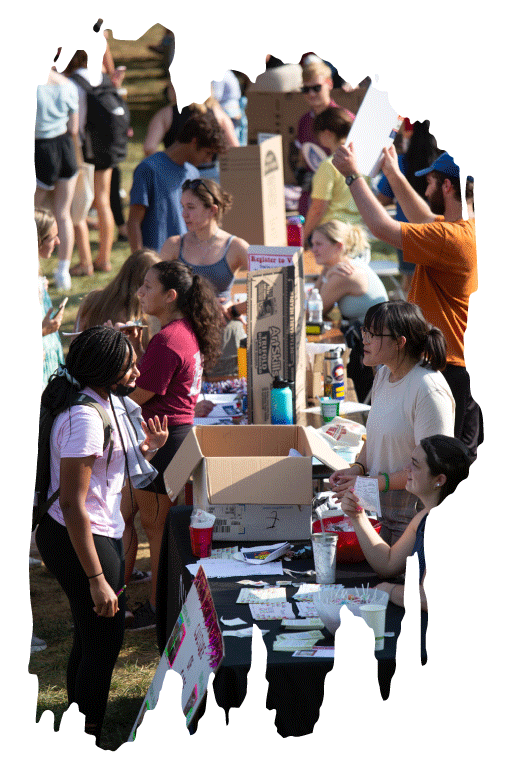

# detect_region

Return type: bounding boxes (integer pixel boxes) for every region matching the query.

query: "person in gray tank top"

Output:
[160,178,249,377]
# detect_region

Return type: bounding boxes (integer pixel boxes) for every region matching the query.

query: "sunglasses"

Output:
[182,178,219,205]
[301,84,323,94]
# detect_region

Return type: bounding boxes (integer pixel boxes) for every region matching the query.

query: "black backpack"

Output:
[70,72,130,168]
[32,393,114,531]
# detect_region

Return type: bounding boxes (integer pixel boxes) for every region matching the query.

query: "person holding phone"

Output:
[36,207,66,388]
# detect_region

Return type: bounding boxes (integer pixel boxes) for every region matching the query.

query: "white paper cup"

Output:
[311,534,337,584]
[359,604,387,650]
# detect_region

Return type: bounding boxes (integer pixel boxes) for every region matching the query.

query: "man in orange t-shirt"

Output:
[332,146,482,459]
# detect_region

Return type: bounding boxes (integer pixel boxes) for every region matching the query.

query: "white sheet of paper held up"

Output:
[345,82,403,178]
[354,476,382,517]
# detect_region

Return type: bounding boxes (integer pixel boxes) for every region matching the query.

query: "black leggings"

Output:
[35,514,126,746]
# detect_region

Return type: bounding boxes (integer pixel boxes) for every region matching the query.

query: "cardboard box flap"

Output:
[298,426,350,471]
[206,456,312,505]
[198,424,300,457]
[163,428,205,501]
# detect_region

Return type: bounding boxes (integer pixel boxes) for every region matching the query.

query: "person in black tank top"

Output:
[338,435,471,612]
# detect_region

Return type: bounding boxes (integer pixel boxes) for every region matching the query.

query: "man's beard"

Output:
[428,185,445,216]
[111,382,137,397]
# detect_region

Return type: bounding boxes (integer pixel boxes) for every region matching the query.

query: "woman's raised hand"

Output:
[140,415,168,455]
[42,305,64,336]
[341,488,365,520]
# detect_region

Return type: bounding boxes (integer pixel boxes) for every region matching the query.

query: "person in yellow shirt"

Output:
[302,107,368,245]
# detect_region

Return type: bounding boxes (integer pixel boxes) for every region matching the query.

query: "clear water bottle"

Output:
[271,376,293,425]
[308,288,323,324]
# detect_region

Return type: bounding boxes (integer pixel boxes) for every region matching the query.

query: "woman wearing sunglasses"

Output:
[160,177,249,377]
[329,300,455,545]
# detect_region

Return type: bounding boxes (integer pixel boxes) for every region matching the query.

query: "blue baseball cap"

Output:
[415,152,469,180]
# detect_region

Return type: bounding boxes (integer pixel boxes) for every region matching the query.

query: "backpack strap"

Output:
[69,72,92,93]
[70,393,114,470]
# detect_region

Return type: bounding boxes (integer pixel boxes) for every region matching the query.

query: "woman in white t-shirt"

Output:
[35,326,168,746]
[329,300,455,544]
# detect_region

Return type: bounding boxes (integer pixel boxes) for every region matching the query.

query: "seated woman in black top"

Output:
[340,435,471,611]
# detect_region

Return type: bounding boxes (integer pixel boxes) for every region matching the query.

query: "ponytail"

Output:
[423,326,446,372]
[151,261,223,371]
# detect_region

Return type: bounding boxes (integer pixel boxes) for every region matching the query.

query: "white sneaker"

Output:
[54,269,72,291]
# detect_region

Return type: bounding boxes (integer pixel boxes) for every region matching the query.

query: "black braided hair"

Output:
[41,326,133,415]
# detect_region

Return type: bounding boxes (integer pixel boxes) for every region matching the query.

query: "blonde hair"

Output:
[314,220,369,258]
[77,249,161,345]
[34,207,56,249]
[302,61,332,83]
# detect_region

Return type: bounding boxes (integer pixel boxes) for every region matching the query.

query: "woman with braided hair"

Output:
[35,326,168,746]
[124,260,223,630]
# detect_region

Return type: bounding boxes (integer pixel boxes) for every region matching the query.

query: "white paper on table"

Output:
[296,601,320,618]
[186,560,283,579]
[237,580,270,586]
[293,583,340,601]
[223,627,269,638]
[209,547,239,559]
[282,617,324,629]
[237,587,287,604]
[293,647,335,658]
[249,602,296,620]
[345,82,403,178]
[220,616,248,626]
[354,476,382,518]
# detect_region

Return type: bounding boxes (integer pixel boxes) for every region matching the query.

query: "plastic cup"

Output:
[319,397,340,423]
[359,604,387,651]
[311,533,337,584]
[189,525,213,558]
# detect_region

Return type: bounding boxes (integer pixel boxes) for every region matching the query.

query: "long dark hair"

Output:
[41,326,133,415]
[364,300,446,371]
[404,120,440,196]
[151,261,223,371]
[420,435,472,502]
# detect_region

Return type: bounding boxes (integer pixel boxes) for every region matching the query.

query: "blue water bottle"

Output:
[271,376,293,425]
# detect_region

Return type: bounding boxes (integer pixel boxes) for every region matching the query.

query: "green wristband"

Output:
[380,472,390,493]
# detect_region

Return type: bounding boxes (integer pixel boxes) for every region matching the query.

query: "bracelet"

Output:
[87,571,103,580]
[380,472,390,492]
[350,461,366,476]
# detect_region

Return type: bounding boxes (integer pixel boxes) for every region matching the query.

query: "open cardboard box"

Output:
[163,425,349,541]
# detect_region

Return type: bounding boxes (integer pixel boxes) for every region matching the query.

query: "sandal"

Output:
[70,264,94,277]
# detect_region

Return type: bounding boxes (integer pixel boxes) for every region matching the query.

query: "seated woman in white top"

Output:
[329,300,455,545]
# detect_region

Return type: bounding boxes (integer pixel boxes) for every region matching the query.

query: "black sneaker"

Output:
[125,601,156,631]
[130,569,152,583]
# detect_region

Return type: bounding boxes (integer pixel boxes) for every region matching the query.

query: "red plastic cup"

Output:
[189,525,213,558]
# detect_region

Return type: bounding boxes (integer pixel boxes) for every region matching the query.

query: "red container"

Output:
[287,221,302,246]
[189,526,213,558]
[312,514,381,563]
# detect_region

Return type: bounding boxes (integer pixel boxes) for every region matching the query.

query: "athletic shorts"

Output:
[35,132,78,190]
[141,423,192,496]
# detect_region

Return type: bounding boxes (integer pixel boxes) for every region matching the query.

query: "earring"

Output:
[435,483,440,487]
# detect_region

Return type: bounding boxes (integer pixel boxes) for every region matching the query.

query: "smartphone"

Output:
[52,296,68,318]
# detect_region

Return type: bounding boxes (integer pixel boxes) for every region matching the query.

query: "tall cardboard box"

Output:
[163,424,348,541]
[245,87,368,185]
[247,249,306,425]
[219,135,287,246]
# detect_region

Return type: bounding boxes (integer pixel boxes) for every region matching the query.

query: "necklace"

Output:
[191,228,219,261]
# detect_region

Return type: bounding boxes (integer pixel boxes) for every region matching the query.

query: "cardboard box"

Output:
[219,135,287,246]
[163,424,348,541]
[245,87,368,185]
[246,250,306,425]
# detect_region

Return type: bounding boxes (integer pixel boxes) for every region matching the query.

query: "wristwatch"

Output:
[345,173,363,186]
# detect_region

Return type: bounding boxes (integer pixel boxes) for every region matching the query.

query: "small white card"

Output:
[296,602,320,618]
[282,618,324,629]
[354,476,382,517]
[249,602,296,620]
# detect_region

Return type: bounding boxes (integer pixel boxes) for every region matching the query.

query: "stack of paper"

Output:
[296,602,320,618]
[292,583,340,601]
[282,617,324,629]
[273,631,324,652]
[241,542,290,564]
[236,587,287,604]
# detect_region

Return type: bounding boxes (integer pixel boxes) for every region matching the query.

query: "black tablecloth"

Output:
[156,506,427,737]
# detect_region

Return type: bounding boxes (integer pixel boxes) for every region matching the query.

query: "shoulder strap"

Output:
[222,235,235,259]
[70,393,114,461]
[69,72,91,93]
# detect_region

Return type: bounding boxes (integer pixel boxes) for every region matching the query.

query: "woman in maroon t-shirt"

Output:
[125,261,222,628]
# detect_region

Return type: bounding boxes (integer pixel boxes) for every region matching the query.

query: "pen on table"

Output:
[116,584,127,597]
